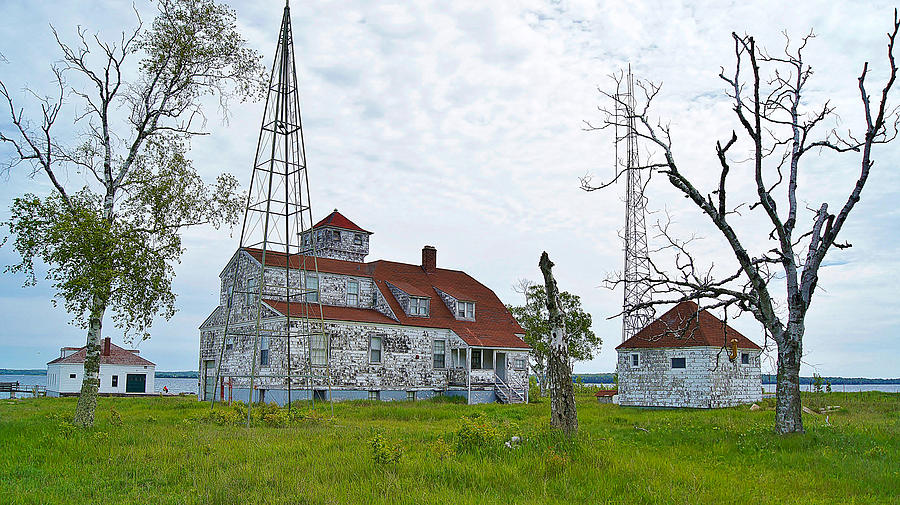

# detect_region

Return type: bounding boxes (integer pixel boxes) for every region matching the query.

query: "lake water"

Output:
[0,374,198,398]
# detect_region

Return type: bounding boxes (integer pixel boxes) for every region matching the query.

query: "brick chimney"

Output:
[422,245,437,273]
[102,337,111,356]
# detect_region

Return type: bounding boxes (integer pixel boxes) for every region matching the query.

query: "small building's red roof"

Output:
[616,301,761,350]
[47,341,155,366]
[245,248,528,349]
[313,209,371,234]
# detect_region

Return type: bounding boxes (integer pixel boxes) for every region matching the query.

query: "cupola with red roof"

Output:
[300,209,372,262]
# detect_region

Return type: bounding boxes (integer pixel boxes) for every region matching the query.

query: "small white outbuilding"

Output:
[616,301,762,408]
[46,337,155,396]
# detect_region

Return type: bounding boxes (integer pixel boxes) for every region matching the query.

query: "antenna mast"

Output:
[618,65,655,342]
[212,3,332,423]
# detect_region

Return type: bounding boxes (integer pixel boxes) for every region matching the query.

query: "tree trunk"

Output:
[539,252,578,435]
[774,324,804,434]
[72,297,106,427]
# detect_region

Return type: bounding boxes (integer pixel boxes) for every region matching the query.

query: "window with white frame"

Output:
[409,297,429,317]
[369,335,382,364]
[353,234,363,245]
[513,357,526,370]
[630,353,640,367]
[225,336,234,351]
[456,301,475,319]
[741,352,750,365]
[368,390,380,401]
[406,391,415,401]
[433,339,446,369]
[310,334,328,366]
[259,336,269,366]
[347,280,359,306]
[458,348,466,368]
[305,273,318,303]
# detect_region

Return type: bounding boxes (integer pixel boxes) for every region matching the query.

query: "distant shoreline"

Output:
[6,370,900,384]
[0,369,199,379]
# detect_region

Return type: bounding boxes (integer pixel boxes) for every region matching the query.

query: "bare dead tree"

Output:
[582,13,900,434]
[539,251,578,435]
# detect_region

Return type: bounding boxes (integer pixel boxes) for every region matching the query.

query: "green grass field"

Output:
[0,392,897,504]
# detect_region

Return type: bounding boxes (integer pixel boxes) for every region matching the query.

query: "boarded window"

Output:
[433,340,446,369]
[246,277,258,305]
[482,349,494,369]
[370,335,382,364]
[348,280,359,306]
[671,357,686,369]
[741,352,750,365]
[259,337,269,366]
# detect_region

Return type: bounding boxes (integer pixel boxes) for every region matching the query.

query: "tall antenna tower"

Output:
[618,66,655,342]
[212,1,331,423]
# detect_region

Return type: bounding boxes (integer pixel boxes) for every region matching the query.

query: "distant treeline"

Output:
[0,369,198,379]
[569,373,899,385]
[759,374,900,385]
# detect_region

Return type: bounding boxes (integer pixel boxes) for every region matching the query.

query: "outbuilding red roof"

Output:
[616,301,761,350]
[313,209,371,234]
[245,248,528,349]
[47,341,155,366]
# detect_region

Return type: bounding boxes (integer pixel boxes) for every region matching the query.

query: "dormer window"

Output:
[456,301,475,319]
[353,233,363,245]
[409,297,430,317]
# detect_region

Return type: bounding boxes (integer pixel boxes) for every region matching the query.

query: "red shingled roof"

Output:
[617,301,761,350]
[47,341,155,366]
[313,209,371,234]
[262,300,398,325]
[244,248,527,349]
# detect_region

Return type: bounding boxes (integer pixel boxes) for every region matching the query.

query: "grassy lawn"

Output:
[0,392,897,504]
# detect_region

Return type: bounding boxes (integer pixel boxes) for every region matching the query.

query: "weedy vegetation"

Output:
[0,392,897,504]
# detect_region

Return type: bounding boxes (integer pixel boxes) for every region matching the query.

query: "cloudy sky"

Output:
[1,0,898,377]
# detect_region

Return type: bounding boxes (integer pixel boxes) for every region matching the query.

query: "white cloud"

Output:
[0,0,897,378]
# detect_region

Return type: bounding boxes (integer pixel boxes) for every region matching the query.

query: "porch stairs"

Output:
[494,375,526,404]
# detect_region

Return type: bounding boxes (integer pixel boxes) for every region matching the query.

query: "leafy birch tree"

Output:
[507,280,599,396]
[0,0,263,426]
[583,13,899,433]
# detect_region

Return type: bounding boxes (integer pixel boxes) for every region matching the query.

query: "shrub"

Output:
[108,407,123,427]
[371,433,402,465]
[455,413,501,453]
[430,436,453,461]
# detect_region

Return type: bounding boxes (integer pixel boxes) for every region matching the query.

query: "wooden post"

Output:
[539,252,578,435]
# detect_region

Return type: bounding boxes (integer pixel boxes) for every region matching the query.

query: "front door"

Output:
[203,360,216,401]
[125,373,146,393]
[495,352,507,382]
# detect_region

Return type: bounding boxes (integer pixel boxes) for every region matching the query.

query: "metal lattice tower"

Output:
[212,2,331,423]
[618,66,655,342]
